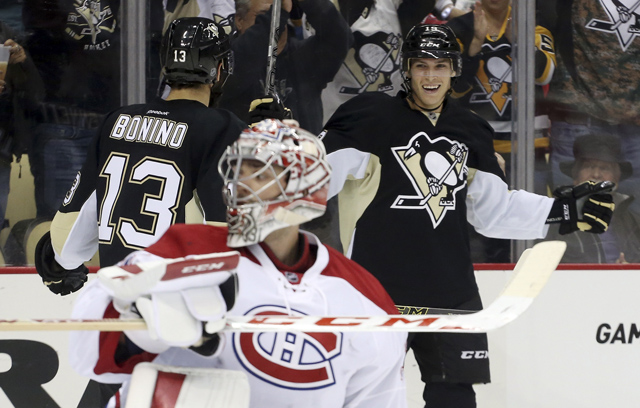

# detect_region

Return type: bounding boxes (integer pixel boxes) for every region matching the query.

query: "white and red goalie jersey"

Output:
[69,224,408,408]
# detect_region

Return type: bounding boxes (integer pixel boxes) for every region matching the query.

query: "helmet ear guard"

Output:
[218,119,332,248]
[161,17,233,86]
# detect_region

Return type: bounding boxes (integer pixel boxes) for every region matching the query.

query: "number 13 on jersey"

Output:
[98,152,185,249]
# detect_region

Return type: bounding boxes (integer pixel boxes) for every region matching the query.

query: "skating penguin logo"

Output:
[391,132,468,228]
[469,44,512,115]
[587,0,640,51]
[339,31,402,95]
[66,0,117,49]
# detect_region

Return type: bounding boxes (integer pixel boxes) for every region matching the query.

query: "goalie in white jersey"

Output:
[68,119,408,408]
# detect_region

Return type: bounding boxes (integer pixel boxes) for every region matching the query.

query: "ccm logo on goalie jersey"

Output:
[391,132,469,228]
[233,306,343,390]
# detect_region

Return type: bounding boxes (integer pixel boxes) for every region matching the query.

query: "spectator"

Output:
[545,0,640,214]
[68,119,408,408]
[446,0,557,262]
[447,0,556,192]
[320,23,614,408]
[546,134,640,263]
[0,21,44,233]
[23,0,122,220]
[217,0,352,134]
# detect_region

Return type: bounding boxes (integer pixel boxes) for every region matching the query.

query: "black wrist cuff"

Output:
[546,199,567,224]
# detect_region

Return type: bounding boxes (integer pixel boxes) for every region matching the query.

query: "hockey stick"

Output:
[264,0,282,97]
[0,241,565,332]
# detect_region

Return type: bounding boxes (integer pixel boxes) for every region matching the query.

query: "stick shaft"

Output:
[264,0,282,96]
[1,241,565,333]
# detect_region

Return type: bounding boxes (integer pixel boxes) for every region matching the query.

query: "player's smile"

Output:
[408,58,452,110]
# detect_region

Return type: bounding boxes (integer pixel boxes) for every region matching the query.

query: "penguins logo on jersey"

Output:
[587,0,640,51]
[339,31,402,95]
[391,132,468,228]
[66,0,117,50]
[233,306,343,390]
[469,43,512,115]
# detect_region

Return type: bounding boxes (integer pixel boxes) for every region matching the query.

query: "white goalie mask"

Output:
[218,119,332,248]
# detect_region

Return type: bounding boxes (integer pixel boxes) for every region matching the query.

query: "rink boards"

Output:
[0,265,638,408]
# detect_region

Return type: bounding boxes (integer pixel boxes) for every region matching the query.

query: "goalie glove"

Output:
[98,252,239,350]
[35,232,89,295]
[547,180,616,235]
[248,95,293,126]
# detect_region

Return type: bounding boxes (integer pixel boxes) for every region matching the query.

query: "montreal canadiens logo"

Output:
[233,305,343,390]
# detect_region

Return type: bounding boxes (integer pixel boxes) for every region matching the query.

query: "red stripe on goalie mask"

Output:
[234,308,343,390]
[153,371,186,407]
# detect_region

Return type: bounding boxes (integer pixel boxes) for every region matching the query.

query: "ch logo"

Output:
[391,132,468,228]
[233,306,343,389]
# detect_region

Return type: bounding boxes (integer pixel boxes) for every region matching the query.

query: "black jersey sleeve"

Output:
[321,93,391,154]
[197,111,248,224]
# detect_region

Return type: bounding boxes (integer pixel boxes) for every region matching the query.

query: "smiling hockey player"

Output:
[320,23,615,408]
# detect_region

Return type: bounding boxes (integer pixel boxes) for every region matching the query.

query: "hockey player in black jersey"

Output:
[320,24,615,408]
[35,17,248,299]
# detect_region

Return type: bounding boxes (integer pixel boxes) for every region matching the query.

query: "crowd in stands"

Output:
[0,2,638,262]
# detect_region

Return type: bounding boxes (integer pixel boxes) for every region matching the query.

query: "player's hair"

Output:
[161,17,233,90]
[218,119,332,248]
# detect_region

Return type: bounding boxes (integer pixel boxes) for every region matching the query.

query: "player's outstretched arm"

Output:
[35,232,89,296]
[546,180,616,235]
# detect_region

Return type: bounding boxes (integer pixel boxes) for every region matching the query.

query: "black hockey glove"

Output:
[546,180,616,235]
[35,232,88,296]
[248,96,293,126]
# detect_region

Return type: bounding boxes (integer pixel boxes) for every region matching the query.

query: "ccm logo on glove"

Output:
[182,262,227,274]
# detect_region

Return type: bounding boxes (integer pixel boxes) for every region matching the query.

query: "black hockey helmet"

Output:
[401,24,462,77]
[161,17,233,87]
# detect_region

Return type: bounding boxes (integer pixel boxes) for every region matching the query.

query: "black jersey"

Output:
[321,92,554,307]
[51,99,247,267]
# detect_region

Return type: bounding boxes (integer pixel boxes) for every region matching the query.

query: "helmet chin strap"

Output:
[406,93,446,112]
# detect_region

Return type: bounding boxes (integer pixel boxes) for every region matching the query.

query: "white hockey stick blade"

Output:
[0,241,565,333]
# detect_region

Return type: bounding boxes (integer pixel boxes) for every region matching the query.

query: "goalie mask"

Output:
[161,17,233,90]
[218,119,331,248]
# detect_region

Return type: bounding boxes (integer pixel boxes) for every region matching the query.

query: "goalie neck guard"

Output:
[218,119,332,248]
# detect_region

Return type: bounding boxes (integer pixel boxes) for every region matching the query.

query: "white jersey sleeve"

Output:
[326,148,372,198]
[52,191,99,270]
[467,169,553,239]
